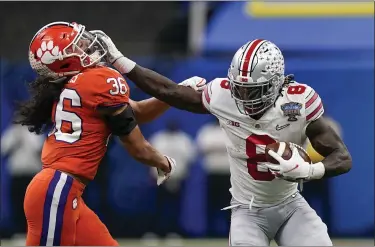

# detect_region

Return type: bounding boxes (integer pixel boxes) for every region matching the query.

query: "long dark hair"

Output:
[14,76,69,134]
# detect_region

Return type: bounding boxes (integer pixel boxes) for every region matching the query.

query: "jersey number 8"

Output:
[246,134,276,181]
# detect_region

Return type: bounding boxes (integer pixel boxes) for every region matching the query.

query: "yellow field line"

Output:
[246,1,374,17]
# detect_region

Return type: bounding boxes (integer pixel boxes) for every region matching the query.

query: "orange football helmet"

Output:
[29,21,107,79]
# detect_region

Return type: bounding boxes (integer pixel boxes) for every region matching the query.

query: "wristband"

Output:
[310,161,325,179]
[113,56,136,74]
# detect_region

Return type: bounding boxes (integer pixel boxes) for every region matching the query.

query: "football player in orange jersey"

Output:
[14,22,206,246]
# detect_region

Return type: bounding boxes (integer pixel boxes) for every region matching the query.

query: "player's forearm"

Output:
[126,65,206,113]
[319,148,352,178]
[134,98,170,124]
[309,130,352,178]
[130,142,170,172]
[306,117,352,179]
[120,126,171,172]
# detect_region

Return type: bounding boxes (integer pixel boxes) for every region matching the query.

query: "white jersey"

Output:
[201,78,324,207]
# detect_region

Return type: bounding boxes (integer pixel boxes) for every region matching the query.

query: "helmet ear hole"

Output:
[60,63,70,69]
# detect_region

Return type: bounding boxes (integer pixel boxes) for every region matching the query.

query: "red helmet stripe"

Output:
[241,39,264,77]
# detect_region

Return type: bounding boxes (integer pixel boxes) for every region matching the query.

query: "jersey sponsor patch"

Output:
[281,102,302,122]
[275,123,291,131]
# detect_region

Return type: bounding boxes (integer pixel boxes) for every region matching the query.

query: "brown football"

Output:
[265,142,312,164]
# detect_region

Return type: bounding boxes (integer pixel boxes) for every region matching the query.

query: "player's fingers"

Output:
[268,150,284,162]
[157,176,165,186]
[196,80,207,91]
[197,86,206,92]
[156,170,167,185]
[158,172,171,186]
[89,30,107,37]
[274,173,284,179]
[291,145,306,160]
[90,31,112,45]
[265,163,280,171]
[291,146,300,157]
[164,156,176,172]
[197,78,207,87]
[194,76,206,82]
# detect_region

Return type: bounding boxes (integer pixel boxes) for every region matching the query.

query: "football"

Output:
[265,142,312,164]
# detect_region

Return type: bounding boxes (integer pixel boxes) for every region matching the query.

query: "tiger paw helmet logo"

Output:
[36,40,61,64]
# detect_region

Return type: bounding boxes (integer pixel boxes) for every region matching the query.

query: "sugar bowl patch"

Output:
[281,102,302,122]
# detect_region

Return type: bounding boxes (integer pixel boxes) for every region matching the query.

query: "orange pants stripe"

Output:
[24,168,118,246]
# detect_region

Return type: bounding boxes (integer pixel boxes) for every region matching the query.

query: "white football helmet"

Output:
[228,39,285,116]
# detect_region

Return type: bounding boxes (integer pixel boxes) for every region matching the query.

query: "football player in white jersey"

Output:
[95,33,352,246]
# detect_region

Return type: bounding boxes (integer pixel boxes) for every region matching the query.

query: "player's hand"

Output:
[156,156,176,186]
[89,30,124,64]
[178,76,207,92]
[266,146,312,182]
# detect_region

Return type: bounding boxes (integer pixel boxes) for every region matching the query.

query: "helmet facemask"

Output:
[228,71,284,116]
[63,24,107,68]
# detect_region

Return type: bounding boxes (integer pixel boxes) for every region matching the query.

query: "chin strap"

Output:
[49,77,68,84]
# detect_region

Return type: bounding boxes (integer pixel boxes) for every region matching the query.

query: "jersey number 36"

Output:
[50,77,128,144]
[49,89,82,144]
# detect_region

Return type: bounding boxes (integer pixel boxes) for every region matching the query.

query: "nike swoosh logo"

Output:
[276,123,290,131]
[284,164,299,173]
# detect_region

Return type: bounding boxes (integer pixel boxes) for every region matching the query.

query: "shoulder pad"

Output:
[74,66,130,109]
[202,78,229,112]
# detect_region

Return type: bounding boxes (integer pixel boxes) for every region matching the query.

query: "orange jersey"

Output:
[41,66,130,180]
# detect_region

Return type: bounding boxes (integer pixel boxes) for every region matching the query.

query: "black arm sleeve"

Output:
[104,105,138,136]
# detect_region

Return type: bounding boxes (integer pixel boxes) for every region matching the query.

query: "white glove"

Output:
[178,76,207,92]
[156,156,176,186]
[90,30,123,63]
[90,30,136,73]
[266,145,312,182]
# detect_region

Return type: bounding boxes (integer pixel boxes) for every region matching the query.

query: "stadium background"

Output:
[0,1,373,246]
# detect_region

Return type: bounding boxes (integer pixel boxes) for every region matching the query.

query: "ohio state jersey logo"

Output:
[281,102,302,122]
